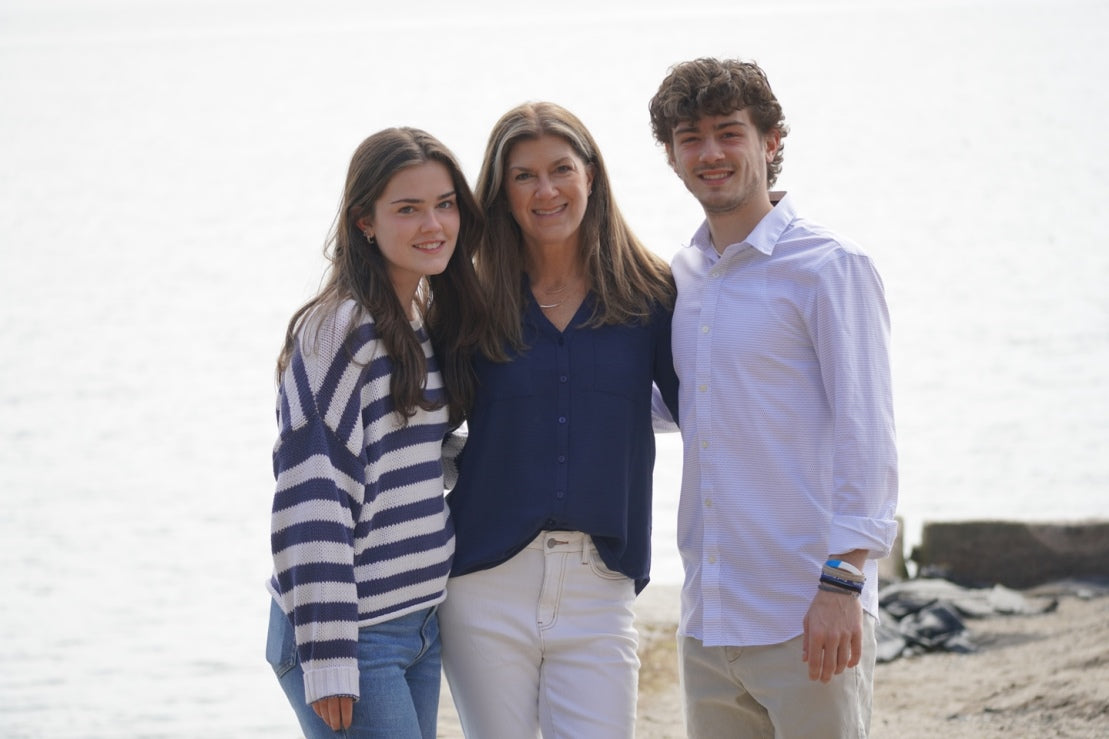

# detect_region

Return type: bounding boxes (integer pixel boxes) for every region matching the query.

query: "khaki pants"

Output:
[679,613,876,738]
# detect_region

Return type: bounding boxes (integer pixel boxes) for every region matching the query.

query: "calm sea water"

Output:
[1,0,1106,735]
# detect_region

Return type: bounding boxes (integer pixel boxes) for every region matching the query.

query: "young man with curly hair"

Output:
[649,58,899,738]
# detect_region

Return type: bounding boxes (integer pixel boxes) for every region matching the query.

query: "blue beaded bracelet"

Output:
[819,574,864,593]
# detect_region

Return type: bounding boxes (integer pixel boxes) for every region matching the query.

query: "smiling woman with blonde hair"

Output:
[439,102,679,738]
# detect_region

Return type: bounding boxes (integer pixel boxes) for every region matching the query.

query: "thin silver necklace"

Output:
[535,281,569,309]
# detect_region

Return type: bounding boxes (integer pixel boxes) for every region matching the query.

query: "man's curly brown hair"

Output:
[649,58,790,187]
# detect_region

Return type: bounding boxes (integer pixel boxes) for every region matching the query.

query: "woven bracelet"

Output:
[818,583,860,598]
[819,574,864,593]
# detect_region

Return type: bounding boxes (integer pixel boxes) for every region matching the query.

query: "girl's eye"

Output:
[398,205,415,214]
[437,200,456,210]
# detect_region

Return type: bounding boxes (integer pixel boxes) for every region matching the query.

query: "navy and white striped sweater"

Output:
[267,300,455,704]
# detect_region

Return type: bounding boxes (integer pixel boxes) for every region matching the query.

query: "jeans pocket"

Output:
[265,600,298,678]
[586,543,628,582]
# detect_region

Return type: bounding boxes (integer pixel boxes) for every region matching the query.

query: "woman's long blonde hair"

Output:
[474,102,674,357]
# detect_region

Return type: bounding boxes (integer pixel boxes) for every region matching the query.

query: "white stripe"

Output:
[273,453,363,503]
[275,541,355,570]
[271,499,352,538]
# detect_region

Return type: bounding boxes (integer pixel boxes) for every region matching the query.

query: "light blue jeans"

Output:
[266,599,442,739]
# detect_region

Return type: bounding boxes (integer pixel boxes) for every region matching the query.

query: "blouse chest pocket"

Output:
[476,351,537,401]
[584,324,652,400]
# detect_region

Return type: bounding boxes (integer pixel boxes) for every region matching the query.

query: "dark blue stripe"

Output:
[353,494,446,539]
[316,324,387,443]
[378,459,443,492]
[356,528,453,565]
[272,479,355,517]
[276,562,355,592]
[274,423,331,469]
[300,638,357,662]
[365,350,392,382]
[357,559,452,599]
[348,321,379,356]
[365,420,448,466]
[272,519,352,552]
[336,352,391,446]
[361,394,396,440]
[316,321,376,410]
[292,600,358,625]
[273,423,365,497]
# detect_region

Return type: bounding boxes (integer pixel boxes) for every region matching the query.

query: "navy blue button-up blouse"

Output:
[447,294,679,593]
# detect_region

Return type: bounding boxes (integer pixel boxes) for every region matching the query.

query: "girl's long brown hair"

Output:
[276,127,487,426]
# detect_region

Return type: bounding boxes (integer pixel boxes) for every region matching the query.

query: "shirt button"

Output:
[559,375,568,383]
[705,498,713,508]
[698,384,707,392]
[701,325,710,334]
[711,271,721,278]
[558,416,567,424]
[555,490,565,499]
[557,455,566,463]
[701,440,709,449]
[708,555,718,564]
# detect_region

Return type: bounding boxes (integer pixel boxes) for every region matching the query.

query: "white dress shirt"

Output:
[671,193,898,647]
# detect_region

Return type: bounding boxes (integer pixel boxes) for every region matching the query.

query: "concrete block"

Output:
[912,520,1109,588]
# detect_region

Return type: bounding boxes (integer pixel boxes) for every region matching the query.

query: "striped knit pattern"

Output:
[267,300,454,704]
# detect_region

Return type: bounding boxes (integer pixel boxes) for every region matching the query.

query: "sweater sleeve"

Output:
[271,304,376,704]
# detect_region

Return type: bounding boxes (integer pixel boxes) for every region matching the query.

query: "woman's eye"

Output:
[437,200,456,210]
[513,172,533,181]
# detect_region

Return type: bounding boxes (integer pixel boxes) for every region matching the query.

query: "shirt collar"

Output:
[688,191,795,258]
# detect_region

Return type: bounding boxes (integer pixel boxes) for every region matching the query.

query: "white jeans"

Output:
[439,531,639,739]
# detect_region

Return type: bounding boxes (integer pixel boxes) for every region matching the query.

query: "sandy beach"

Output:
[437,583,1109,738]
